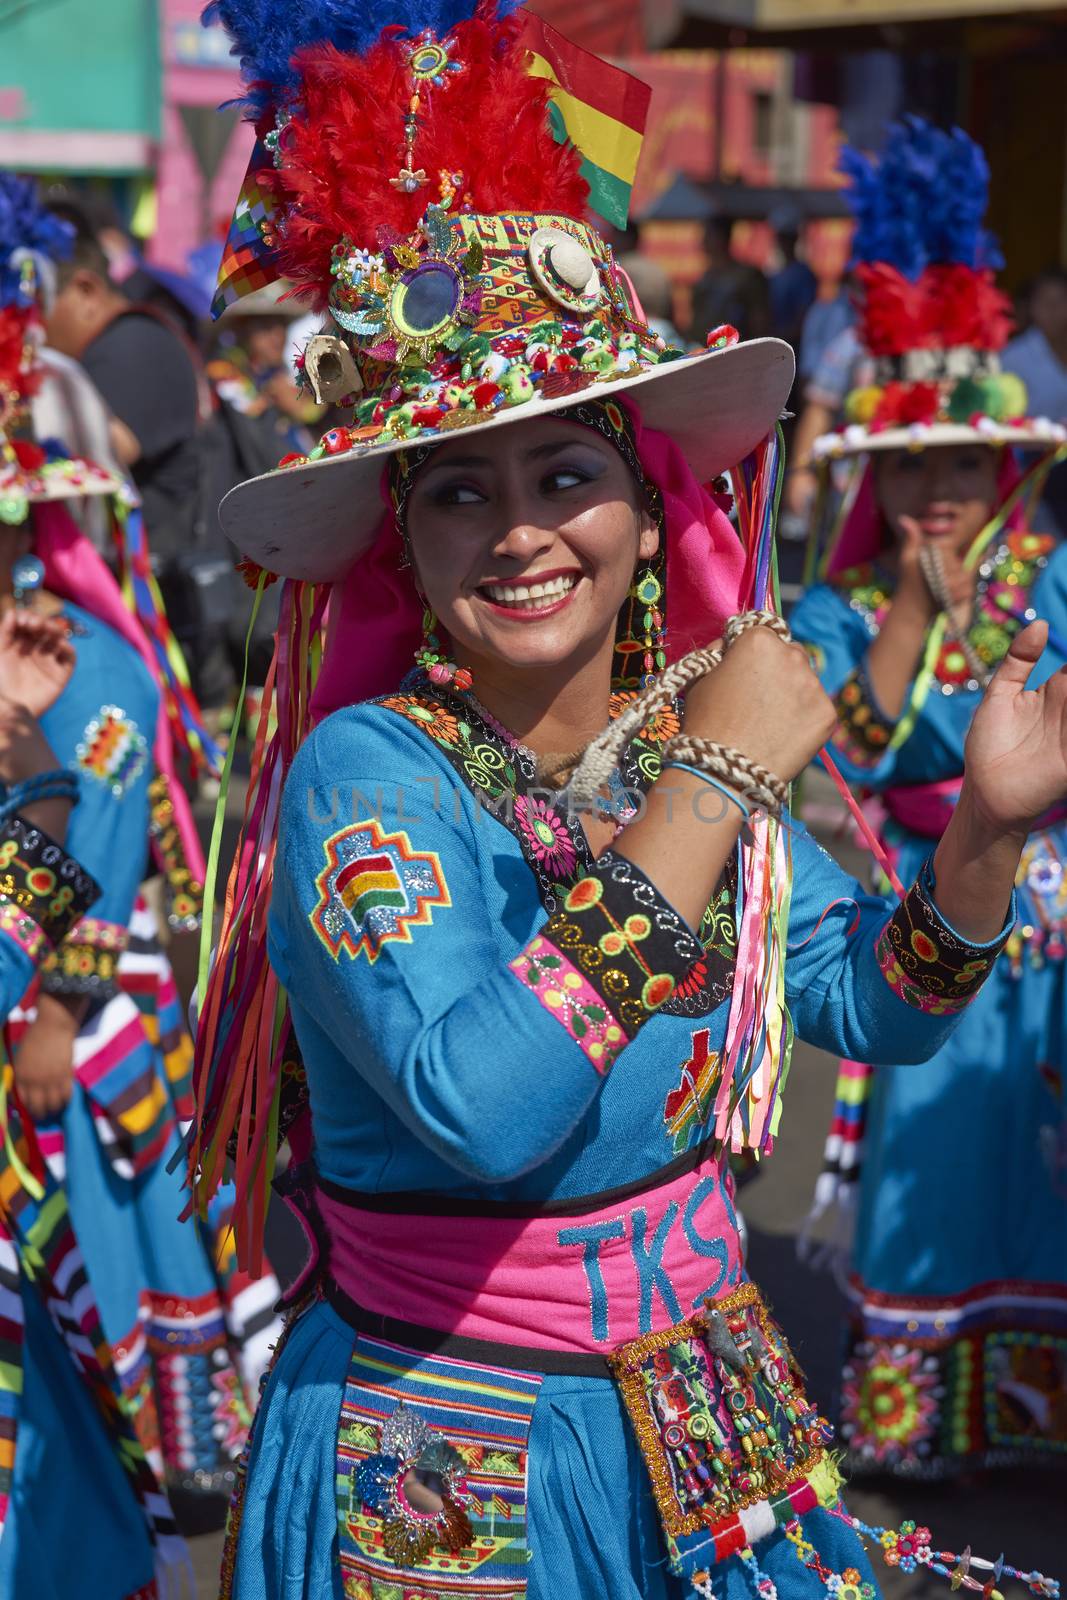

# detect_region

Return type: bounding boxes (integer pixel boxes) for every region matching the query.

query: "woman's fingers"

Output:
[991,619,1048,689]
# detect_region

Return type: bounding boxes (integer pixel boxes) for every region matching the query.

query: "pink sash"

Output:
[883,778,1067,841]
[303,1158,743,1355]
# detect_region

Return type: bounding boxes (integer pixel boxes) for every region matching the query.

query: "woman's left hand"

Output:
[963,620,1067,834]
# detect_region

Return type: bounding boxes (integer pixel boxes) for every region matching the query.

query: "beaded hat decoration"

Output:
[204,0,794,581]
[0,173,122,522]
[814,118,1067,461]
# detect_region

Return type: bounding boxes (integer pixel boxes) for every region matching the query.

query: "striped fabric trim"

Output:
[338,1334,542,1596]
[0,1078,179,1555]
[0,1225,22,1534]
[508,934,626,1073]
[6,992,175,1180]
[120,896,193,1120]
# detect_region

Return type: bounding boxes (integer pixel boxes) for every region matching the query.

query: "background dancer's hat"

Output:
[814,118,1067,463]
[0,174,121,519]
[207,0,794,581]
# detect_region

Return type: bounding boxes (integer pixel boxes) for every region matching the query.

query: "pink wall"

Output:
[150,0,254,271]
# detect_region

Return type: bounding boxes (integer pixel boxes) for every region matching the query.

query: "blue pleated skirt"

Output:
[231,1299,880,1600]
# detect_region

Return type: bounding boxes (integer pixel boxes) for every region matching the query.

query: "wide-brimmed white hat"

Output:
[222,318,794,584]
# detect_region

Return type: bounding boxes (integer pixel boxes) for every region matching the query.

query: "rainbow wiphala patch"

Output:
[311,819,451,962]
[76,705,149,795]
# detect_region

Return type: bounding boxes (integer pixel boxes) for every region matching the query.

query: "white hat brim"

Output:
[220,337,796,584]
[815,419,1067,460]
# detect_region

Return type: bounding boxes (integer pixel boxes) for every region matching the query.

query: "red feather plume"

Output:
[855,264,929,357]
[925,264,1014,352]
[0,305,37,408]
[266,6,588,306]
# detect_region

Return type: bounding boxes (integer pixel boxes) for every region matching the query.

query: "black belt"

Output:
[324,1279,613,1378]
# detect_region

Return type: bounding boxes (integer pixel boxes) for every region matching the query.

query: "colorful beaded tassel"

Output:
[414,608,473,691]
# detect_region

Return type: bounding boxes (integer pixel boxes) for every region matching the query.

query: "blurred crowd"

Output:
[34,192,325,738]
[33,191,1067,710]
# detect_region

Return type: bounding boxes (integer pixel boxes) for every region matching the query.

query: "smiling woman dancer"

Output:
[791,121,1067,1482]
[192,6,1063,1598]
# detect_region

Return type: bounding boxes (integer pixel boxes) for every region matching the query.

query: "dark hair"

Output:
[1030,265,1067,295]
[703,215,733,248]
[46,200,110,286]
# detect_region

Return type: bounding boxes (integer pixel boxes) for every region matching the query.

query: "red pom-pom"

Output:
[10,439,45,470]
[873,381,940,428]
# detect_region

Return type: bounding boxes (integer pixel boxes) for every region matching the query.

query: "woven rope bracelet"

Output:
[662,734,789,818]
[722,609,793,649]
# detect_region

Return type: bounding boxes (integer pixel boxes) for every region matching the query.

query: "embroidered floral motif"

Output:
[148,772,204,930]
[513,794,578,880]
[663,1029,722,1153]
[540,852,702,1036]
[509,933,626,1072]
[608,690,681,745]
[379,693,461,748]
[662,864,737,1018]
[876,859,1009,1012]
[311,817,451,963]
[839,1342,940,1465]
[75,705,148,795]
[377,669,737,1006]
[0,817,98,946]
[39,915,128,998]
[831,666,895,768]
[0,898,50,964]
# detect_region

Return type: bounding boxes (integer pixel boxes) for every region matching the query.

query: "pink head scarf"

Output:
[826,449,1025,578]
[310,399,746,720]
[33,500,206,880]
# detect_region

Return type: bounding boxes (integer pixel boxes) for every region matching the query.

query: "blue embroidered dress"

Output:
[791,531,1067,1475]
[0,816,161,1600]
[225,672,1011,1600]
[3,602,275,1499]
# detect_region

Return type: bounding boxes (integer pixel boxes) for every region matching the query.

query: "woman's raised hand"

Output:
[0,610,75,719]
[898,514,976,613]
[962,620,1067,833]
[681,625,837,784]
[0,696,63,788]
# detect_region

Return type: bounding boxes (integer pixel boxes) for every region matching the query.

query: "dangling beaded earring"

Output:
[414,607,473,692]
[633,568,665,688]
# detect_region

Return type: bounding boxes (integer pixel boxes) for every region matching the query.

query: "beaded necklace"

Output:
[838,530,1054,695]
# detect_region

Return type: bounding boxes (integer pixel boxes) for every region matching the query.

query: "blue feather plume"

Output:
[842,116,1002,278]
[203,0,526,114]
[0,172,74,307]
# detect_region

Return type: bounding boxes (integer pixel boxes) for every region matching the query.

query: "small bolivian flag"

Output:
[521,13,651,230]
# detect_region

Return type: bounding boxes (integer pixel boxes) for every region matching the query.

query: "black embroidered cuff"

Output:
[149,773,204,931]
[876,857,1013,1014]
[832,664,896,767]
[39,915,128,999]
[509,850,703,1071]
[0,816,100,947]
